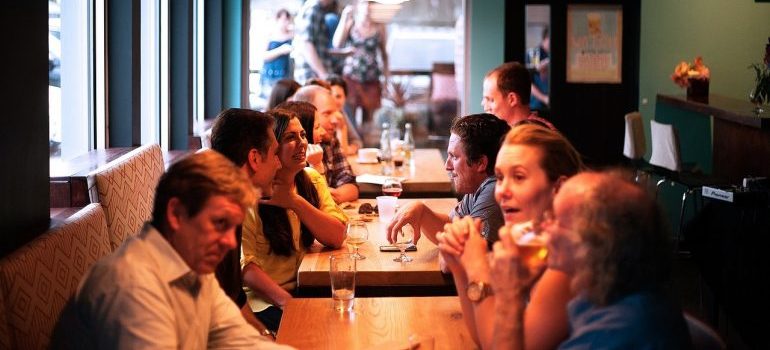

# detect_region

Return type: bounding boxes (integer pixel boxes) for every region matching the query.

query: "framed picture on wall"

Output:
[566,5,623,83]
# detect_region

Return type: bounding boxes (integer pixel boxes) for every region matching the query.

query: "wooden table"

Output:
[297,198,457,290]
[276,296,478,350]
[348,149,453,198]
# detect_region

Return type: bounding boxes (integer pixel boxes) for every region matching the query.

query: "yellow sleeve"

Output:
[304,167,348,225]
[240,208,270,269]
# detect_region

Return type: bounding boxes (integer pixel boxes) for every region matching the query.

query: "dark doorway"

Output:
[506,0,640,167]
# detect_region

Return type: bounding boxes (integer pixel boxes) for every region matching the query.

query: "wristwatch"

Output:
[466,281,494,303]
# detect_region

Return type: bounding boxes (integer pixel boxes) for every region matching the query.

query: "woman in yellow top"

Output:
[241,108,347,333]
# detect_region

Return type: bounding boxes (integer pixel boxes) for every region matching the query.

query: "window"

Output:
[49,0,95,159]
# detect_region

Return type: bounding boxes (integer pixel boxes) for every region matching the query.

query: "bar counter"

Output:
[656,94,770,183]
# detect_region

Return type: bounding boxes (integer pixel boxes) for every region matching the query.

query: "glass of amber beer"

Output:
[511,220,549,270]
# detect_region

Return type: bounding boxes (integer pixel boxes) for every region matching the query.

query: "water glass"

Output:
[330,253,356,312]
[376,196,398,223]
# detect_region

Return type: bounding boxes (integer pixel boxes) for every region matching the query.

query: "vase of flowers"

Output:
[748,38,770,115]
[671,56,711,103]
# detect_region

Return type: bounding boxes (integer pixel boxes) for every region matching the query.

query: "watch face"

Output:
[467,282,482,301]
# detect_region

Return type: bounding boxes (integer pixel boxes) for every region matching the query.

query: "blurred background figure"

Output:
[528,26,550,117]
[327,75,362,155]
[333,0,389,130]
[266,79,301,111]
[261,9,295,100]
[294,0,337,84]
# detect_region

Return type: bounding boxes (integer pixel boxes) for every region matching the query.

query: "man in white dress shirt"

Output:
[52,150,293,349]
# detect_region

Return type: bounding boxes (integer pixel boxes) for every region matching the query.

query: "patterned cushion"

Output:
[0,204,111,349]
[92,143,164,251]
[0,282,9,350]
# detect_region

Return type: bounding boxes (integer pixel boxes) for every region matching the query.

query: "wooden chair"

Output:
[89,143,164,251]
[0,204,111,349]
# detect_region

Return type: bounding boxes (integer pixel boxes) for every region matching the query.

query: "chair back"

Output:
[0,204,111,349]
[623,112,646,159]
[90,143,164,251]
[649,120,682,172]
[684,313,726,350]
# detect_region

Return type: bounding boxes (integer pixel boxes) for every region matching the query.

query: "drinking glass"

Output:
[382,177,403,198]
[393,224,415,263]
[330,253,356,312]
[511,216,550,271]
[376,196,398,223]
[346,221,369,260]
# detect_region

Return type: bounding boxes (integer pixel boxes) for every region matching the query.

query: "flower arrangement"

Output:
[748,38,770,108]
[671,56,711,88]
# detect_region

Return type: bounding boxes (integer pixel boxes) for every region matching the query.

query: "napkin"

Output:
[355,174,407,185]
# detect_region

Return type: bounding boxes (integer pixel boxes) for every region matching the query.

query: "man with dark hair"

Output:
[483,61,554,129]
[54,151,291,349]
[209,108,282,335]
[292,85,359,203]
[210,108,281,198]
[387,113,510,245]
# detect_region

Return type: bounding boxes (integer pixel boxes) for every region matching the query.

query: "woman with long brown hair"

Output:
[241,108,346,333]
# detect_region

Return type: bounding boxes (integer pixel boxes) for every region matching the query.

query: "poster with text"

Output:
[566,5,622,83]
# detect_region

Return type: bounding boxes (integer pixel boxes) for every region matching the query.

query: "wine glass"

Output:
[382,177,403,213]
[393,224,414,263]
[346,221,369,260]
[381,177,403,198]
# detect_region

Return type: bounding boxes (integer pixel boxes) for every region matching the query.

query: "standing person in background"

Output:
[332,0,389,128]
[266,79,301,111]
[294,0,336,84]
[529,27,550,117]
[261,9,295,100]
[327,74,363,155]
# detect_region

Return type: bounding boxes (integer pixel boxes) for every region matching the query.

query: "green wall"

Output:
[468,0,505,114]
[639,0,770,158]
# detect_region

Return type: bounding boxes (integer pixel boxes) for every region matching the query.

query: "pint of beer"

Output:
[511,221,549,269]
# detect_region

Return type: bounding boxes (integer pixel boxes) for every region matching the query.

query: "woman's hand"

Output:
[436,227,464,276]
[455,217,491,281]
[306,144,324,171]
[259,177,300,210]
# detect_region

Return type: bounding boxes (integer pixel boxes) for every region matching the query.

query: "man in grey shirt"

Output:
[387,113,510,246]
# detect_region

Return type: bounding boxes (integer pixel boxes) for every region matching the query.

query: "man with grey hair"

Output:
[292,84,359,203]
